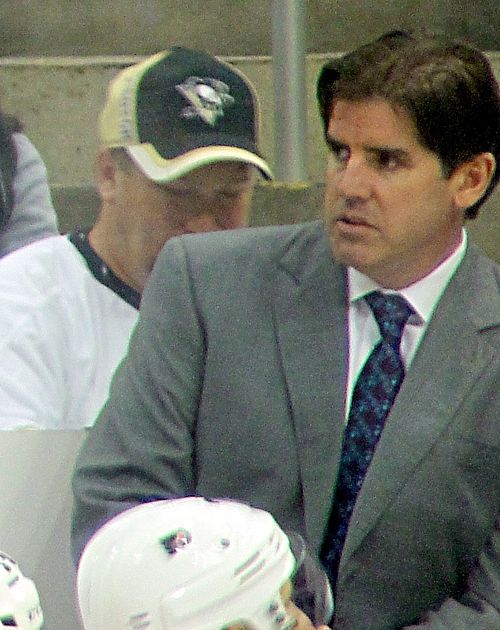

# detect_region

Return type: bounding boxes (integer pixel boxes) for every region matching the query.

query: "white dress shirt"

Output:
[345,229,468,418]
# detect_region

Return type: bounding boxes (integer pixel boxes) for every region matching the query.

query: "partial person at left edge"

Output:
[0,108,59,257]
[0,550,43,629]
[0,46,271,430]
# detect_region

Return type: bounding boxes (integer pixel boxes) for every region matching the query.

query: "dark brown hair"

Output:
[317,30,500,219]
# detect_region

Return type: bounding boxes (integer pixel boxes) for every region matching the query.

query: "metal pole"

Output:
[272,0,307,181]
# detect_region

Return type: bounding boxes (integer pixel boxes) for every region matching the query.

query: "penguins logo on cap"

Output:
[176,77,235,126]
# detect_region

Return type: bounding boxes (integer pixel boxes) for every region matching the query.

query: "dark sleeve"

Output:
[0,115,17,232]
[0,134,58,257]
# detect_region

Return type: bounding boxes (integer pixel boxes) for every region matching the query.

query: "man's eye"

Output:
[329,143,350,165]
[159,183,191,196]
[376,151,403,171]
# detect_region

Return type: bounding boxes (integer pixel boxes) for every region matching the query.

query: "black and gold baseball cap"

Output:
[99,47,273,182]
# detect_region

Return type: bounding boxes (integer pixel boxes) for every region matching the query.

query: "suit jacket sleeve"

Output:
[71,236,206,562]
[401,518,499,629]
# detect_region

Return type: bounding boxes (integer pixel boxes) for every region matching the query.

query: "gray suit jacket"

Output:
[72,221,500,629]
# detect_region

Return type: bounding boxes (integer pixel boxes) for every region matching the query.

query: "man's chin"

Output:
[329,230,370,264]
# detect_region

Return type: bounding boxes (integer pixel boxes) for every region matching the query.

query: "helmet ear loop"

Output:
[285,532,334,626]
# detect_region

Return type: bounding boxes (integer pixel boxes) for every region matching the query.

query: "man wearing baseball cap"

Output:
[0,46,272,430]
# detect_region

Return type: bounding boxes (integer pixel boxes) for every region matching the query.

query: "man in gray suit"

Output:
[72,31,499,629]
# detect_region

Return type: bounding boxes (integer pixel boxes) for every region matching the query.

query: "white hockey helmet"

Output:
[77,497,298,630]
[0,551,43,629]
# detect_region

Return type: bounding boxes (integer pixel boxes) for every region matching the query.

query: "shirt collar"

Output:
[348,228,467,324]
[68,228,141,310]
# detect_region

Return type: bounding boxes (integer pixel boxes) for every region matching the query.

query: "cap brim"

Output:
[126,143,273,183]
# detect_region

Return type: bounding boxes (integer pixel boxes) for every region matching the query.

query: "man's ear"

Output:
[451,152,496,210]
[95,149,119,202]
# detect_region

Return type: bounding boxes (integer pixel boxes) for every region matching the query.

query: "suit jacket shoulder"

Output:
[171,220,327,269]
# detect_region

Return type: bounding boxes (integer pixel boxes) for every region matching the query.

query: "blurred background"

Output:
[0,0,498,56]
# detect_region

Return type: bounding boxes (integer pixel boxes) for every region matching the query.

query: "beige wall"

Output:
[1,1,498,56]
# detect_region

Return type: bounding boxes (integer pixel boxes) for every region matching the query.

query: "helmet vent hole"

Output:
[160,529,192,554]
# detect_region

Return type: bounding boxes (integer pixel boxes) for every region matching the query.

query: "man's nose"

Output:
[334,156,371,200]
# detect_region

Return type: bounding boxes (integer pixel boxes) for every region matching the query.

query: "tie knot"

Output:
[364,291,414,345]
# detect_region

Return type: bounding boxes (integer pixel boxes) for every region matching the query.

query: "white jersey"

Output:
[0,232,139,429]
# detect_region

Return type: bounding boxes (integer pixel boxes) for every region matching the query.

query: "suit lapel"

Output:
[271,222,349,552]
[340,244,500,568]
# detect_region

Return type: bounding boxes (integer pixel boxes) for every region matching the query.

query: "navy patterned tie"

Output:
[321,291,414,587]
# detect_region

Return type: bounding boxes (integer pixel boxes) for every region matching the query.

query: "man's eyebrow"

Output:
[365,145,410,160]
[231,171,254,182]
[325,135,411,161]
[325,136,348,151]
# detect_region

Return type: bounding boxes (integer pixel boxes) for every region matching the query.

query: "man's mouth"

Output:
[337,214,373,228]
